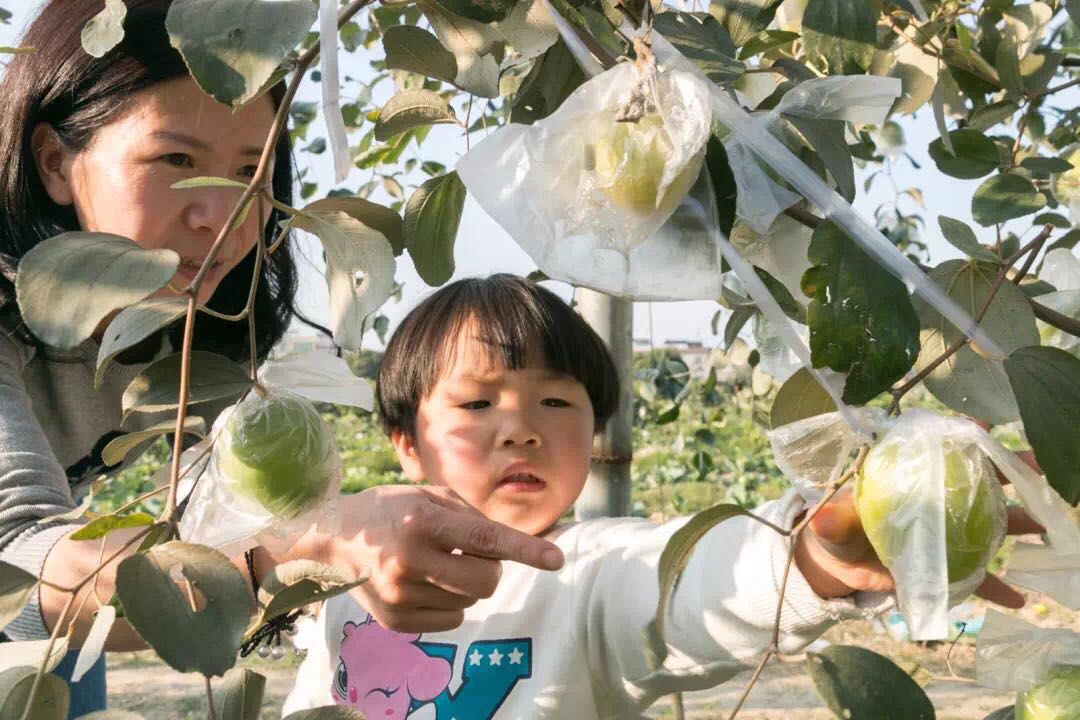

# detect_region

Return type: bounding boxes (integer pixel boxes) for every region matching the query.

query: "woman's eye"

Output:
[160,153,194,169]
[541,398,570,408]
[460,400,490,410]
[238,165,258,179]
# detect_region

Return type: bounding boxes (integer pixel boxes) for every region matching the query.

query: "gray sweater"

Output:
[0,330,220,640]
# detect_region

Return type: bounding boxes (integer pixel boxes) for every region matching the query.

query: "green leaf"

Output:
[170,176,247,190]
[0,667,69,720]
[435,0,514,23]
[288,209,397,352]
[1004,346,1080,506]
[807,645,935,720]
[404,172,467,287]
[16,232,178,350]
[214,668,266,720]
[914,260,1039,424]
[121,351,251,420]
[1031,212,1072,229]
[96,297,188,388]
[967,100,1021,132]
[704,136,738,239]
[801,0,876,74]
[739,30,799,60]
[1021,157,1074,176]
[656,404,680,425]
[0,561,39,633]
[300,197,404,257]
[755,267,805,324]
[511,39,585,124]
[942,38,1001,90]
[283,707,366,720]
[115,542,251,677]
[937,216,999,263]
[801,221,921,405]
[927,130,1001,180]
[724,306,756,352]
[70,513,156,542]
[770,367,837,428]
[247,561,365,641]
[81,0,126,58]
[784,115,854,201]
[383,25,458,85]
[972,174,1047,226]
[653,12,744,84]
[374,89,458,142]
[995,32,1024,97]
[645,503,754,667]
[709,0,783,47]
[166,0,316,107]
[423,2,500,98]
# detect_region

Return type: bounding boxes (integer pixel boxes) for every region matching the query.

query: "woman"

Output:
[0,1,565,715]
[0,0,311,713]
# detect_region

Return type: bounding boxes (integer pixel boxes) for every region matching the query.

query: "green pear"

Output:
[856,438,1006,585]
[1016,665,1080,720]
[217,393,335,518]
[590,114,701,217]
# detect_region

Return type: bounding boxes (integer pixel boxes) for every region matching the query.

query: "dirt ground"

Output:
[105,588,1078,720]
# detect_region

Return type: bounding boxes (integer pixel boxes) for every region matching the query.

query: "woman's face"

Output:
[33,76,276,306]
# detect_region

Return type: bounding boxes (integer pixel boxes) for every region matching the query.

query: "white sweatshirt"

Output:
[282,491,886,719]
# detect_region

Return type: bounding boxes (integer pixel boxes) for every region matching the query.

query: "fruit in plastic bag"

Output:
[856,434,1006,584]
[589,114,702,217]
[216,392,335,518]
[1015,665,1080,720]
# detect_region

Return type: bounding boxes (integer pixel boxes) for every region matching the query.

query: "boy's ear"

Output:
[390,428,425,482]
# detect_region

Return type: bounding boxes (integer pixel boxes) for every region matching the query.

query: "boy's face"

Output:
[391,330,596,536]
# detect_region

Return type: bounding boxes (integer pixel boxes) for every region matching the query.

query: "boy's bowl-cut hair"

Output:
[377,274,620,438]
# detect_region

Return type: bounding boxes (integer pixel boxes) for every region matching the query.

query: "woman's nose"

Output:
[185,188,247,234]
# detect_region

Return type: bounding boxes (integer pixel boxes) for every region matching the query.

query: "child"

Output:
[282,274,890,719]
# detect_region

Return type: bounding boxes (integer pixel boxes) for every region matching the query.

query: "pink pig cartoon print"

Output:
[332,617,452,718]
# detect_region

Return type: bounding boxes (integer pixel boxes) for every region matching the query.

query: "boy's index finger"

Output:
[437,511,565,571]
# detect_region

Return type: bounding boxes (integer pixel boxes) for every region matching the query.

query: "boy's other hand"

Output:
[793,459,1044,609]
[295,485,565,634]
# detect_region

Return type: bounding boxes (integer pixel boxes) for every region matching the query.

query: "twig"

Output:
[1030,297,1080,338]
[205,676,218,720]
[728,448,868,718]
[783,204,823,229]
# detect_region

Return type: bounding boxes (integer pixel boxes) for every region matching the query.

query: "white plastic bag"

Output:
[976,610,1080,693]
[457,56,716,299]
[179,389,342,558]
[855,410,1008,640]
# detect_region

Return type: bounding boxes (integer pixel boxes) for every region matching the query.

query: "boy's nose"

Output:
[500,422,541,447]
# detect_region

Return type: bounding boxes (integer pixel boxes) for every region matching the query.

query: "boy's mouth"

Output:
[497,472,546,492]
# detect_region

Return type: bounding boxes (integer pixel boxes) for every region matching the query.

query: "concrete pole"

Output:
[575,288,633,520]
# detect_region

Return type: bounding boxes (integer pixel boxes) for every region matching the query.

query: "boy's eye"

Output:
[541,398,570,408]
[161,153,194,169]
[460,400,490,410]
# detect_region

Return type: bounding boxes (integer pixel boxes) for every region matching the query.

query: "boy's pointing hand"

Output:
[299,484,565,634]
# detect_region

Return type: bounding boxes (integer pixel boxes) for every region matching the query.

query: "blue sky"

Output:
[2,3,1068,349]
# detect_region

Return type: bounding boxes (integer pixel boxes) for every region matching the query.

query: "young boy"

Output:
[281,274,891,719]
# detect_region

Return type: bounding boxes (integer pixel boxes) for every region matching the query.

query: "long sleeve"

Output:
[571,490,889,715]
[0,334,82,641]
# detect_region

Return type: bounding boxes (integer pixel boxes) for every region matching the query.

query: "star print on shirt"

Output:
[469,649,483,666]
[415,638,533,719]
[508,647,523,665]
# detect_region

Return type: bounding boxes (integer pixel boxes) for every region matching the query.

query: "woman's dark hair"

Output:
[0,0,318,361]
[377,274,620,438]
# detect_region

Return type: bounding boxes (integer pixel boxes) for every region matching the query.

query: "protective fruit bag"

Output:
[179,387,343,558]
[854,410,1008,640]
[976,610,1080,720]
[457,46,717,299]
